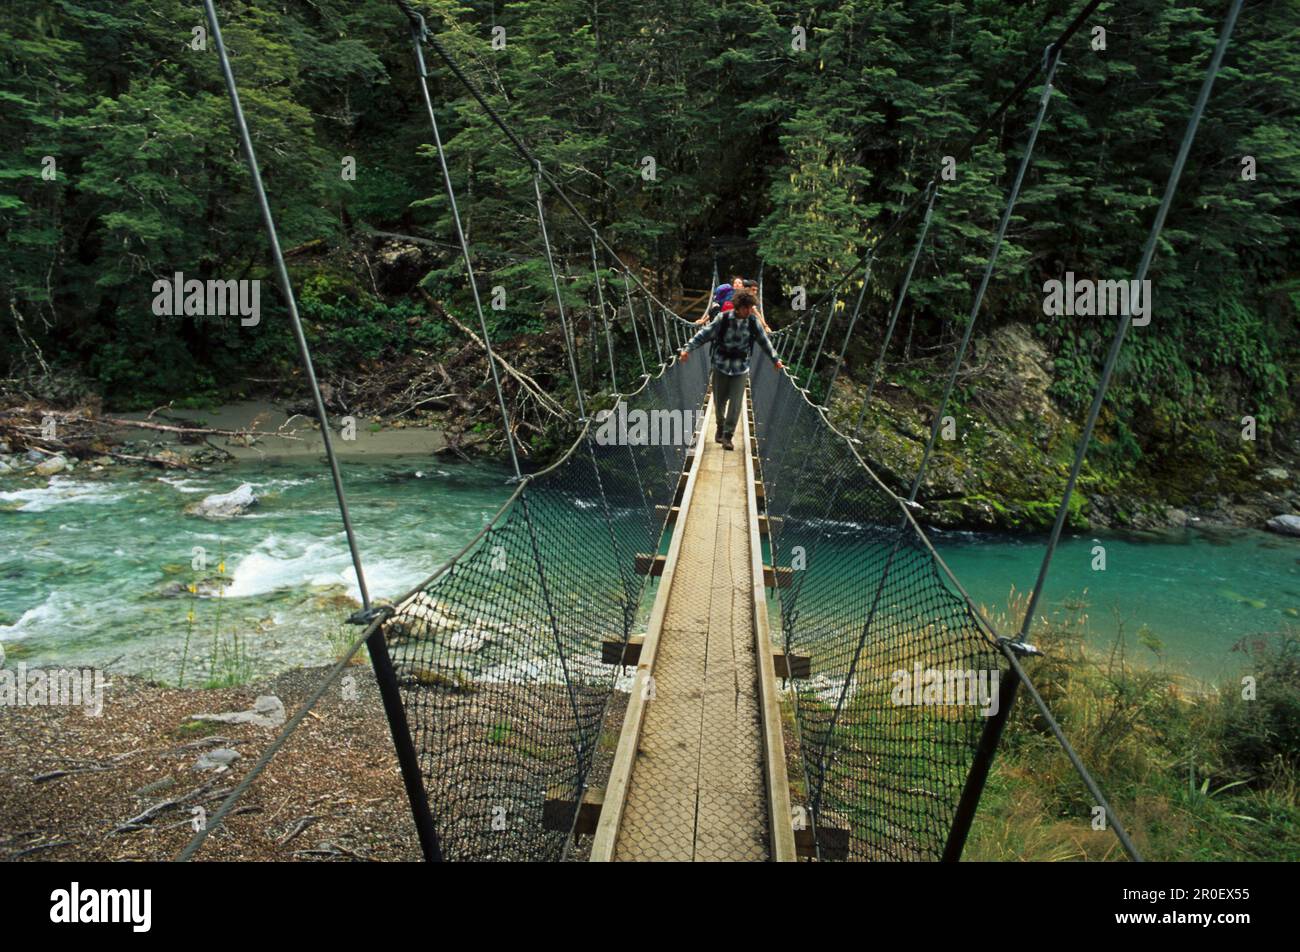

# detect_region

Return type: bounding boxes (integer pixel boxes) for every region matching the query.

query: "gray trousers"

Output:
[711,369,747,438]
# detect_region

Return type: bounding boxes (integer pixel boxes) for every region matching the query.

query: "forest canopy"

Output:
[1,0,1296,469]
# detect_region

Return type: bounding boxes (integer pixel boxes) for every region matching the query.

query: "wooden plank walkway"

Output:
[591,389,794,862]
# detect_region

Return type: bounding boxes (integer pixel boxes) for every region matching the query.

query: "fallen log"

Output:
[419,292,567,419]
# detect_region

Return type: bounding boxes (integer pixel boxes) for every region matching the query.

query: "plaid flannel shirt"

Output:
[684,312,779,376]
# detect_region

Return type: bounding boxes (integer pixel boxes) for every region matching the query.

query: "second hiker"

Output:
[679,288,782,450]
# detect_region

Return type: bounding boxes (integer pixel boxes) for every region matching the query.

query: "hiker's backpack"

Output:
[715,314,757,361]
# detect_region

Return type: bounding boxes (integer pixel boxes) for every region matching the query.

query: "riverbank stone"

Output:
[1265,514,1300,537]
[194,748,242,771]
[189,695,286,728]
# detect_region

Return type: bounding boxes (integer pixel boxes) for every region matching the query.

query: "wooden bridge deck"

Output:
[591,386,795,862]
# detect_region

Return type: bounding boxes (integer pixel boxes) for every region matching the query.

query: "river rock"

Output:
[0,459,11,475]
[34,455,67,476]
[189,695,286,728]
[1265,514,1300,538]
[158,577,229,598]
[24,449,43,463]
[446,625,495,653]
[388,592,458,639]
[187,483,258,518]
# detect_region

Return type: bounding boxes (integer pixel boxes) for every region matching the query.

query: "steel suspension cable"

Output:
[1016,0,1244,640]
[851,183,938,440]
[621,270,649,378]
[807,290,842,387]
[590,233,619,393]
[908,46,1061,504]
[393,0,690,324]
[534,168,588,419]
[943,3,1238,858]
[643,293,664,366]
[822,255,876,403]
[203,0,374,607]
[201,0,440,862]
[177,618,381,860]
[793,303,823,378]
[774,252,885,648]
[407,18,524,477]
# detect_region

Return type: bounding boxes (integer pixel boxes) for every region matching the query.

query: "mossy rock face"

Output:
[926,492,1088,532]
[821,319,1300,533]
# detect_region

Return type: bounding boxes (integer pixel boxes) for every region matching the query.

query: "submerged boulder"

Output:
[34,455,67,476]
[187,483,258,518]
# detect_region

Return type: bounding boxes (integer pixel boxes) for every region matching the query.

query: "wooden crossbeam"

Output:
[772,647,811,679]
[794,812,851,860]
[763,564,793,588]
[543,785,605,836]
[672,471,689,506]
[634,553,666,577]
[601,635,644,666]
[653,504,681,527]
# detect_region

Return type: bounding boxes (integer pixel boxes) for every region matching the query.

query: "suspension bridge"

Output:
[178,0,1247,862]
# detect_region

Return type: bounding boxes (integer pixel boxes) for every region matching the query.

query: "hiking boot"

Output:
[714,429,724,444]
[722,436,735,451]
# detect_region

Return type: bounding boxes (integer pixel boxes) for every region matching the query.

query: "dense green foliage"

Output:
[1,0,1296,469]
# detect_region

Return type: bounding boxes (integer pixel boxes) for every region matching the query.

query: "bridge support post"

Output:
[941,655,1021,862]
[367,628,443,862]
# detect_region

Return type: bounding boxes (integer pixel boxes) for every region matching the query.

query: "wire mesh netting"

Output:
[382,355,707,860]
[750,359,1007,861]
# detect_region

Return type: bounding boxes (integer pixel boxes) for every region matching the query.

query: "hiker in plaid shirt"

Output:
[679,289,783,451]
